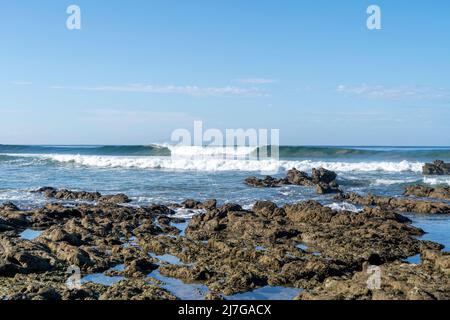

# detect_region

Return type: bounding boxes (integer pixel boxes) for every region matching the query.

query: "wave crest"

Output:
[38,154,424,173]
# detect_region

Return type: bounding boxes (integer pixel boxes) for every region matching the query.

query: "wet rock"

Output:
[147,204,175,215]
[422,160,450,175]
[297,255,450,300]
[99,279,177,300]
[0,202,20,211]
[404,185,450,201]
[124,257,158,276]
[244,176,283,188]
[316,182,341,194]
[182,199,202,209]
[98,193,131,205]
[202,199,217,210]
[34,187,131,204]
[285,168,311,186]
[245,168,340,194]
[252,201,285,218]
[336,192,450,214]
[0,236,58,276]
[311,168,337,184]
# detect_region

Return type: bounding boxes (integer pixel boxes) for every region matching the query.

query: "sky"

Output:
[1,0,450,146]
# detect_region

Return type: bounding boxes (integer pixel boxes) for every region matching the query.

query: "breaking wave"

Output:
[32,154,424,173]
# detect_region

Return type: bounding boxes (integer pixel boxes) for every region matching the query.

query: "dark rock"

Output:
[244,176,282,188]
[422,160,450,175]
[286,168,314,186]
[0,202,20,211]
[202,199,217,210]
[182,199,202,209]
[311,168,337,184]
[245,167,340,194]
[316,182,341,194]
[124,258,157,276]
[99,193,131,205]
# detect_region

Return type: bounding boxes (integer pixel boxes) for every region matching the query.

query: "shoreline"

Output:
[1,186,449,300]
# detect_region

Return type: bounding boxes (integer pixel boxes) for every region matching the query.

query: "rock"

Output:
[311,168,337,184]
[316,182,341,194]
[245,168,340,194]
[182,199,202,209]
[286,168,314,186]
[202,199,217,210]
[404,185,450,201]
[244,176,282,188]
[98,193,131,205]
[124,258,157,276]
[336,192,450,214]
[297,259,450,300]
[0,236,57,276]
[0,202,20,211]
[99,279,177,300]
[422,160,450,175]
[34,187,131,204]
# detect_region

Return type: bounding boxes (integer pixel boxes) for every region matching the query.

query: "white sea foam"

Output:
[163,144,258,157]
[38,154,424,173]
[326,202,363,213]
[173,208,206,219]
[423,177,450,186]
[371,178,418,186]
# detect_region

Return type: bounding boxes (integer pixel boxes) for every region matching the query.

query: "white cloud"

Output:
[337,84,450,99]
[52,84,266,97]
[236,78,277,85]
[11,81,32,85]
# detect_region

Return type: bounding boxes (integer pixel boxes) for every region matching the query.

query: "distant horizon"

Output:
[2,143,450,148]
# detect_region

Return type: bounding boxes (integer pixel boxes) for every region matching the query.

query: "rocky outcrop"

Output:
[297,251,450,300]
[335,192,450,214]
[422,160,450,175]
[0,190,448,300]
[33,187,131,204]
[404,185,450,201]
[245,168,341,194]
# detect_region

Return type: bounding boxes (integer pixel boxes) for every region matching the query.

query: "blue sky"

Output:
[1,0,449,145]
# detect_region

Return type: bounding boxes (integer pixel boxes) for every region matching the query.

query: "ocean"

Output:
[1,144,449,250]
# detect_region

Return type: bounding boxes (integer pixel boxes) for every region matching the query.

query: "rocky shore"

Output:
[1,187,449,300]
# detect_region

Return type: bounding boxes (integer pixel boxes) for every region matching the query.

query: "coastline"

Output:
[1,179,449,300]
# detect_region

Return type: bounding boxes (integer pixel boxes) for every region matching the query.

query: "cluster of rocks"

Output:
[335,192,450,214]
[245,168,341,194]
[1,188,449,300]
[422,160,450,175]
[33,187,131,205]
[298,250,450,300]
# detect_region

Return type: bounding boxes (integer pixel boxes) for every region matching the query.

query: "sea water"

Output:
[1,144,449,251]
